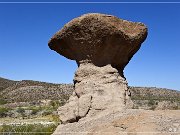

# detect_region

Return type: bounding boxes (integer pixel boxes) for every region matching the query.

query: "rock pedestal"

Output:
[48,13,147,123]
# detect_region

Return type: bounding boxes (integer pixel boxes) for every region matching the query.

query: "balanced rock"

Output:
[48,13,147,124]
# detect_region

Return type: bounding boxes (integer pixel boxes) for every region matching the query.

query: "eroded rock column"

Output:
[48,13,148,123]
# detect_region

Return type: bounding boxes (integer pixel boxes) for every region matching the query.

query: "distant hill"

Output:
[0,78,73,103]
[130,86,180,101]
[0,77,16,92]
[130,86,180,110]
[0,77,179,110]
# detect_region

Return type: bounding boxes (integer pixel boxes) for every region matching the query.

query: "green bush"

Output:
[42,109,53,116]
[0,99,7,105]
[31,106,42,115]
[148,99,155,106]
[50,100,61,110]
[0,107,9,117]
[0,124,57,135]
[132,105,139,109]
[51,114,60,123]
[16,107,25,114]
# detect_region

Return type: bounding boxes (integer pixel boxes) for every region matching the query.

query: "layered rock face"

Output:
[48,13,147,124]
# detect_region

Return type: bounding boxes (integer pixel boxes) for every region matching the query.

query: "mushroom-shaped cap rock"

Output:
[48,13,147,70]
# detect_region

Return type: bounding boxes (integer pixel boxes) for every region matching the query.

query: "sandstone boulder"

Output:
[53,109,180,135]
[48,13,148,124]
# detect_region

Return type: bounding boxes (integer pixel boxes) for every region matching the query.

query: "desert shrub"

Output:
[148,99,155,106]
[50,100,56,108]
[149,105,156,110]
[172,105,179,110]
[50,100,61,110]
[31,109,39,115]
[42,109,53,116]
[0,98,7,105]
[25,105,56,116]
[0,107,9,117]
[0,124,57,135]
[30,106,42,115]
[132,105,139,109]
[51,114,60,123]
[59,99,66,106]
[16,107,25,114]
[61,94,70,104]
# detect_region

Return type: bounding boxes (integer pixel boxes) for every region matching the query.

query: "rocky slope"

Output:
[0,77,179,110]
[0,77,16,92]
[0,78,73,102]
[131,86,180,101]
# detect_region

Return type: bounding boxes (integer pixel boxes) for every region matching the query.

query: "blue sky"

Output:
[0,1,180,90]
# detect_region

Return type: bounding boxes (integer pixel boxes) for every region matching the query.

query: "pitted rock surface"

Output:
[48,13,148,124]
[48,13,147,71]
